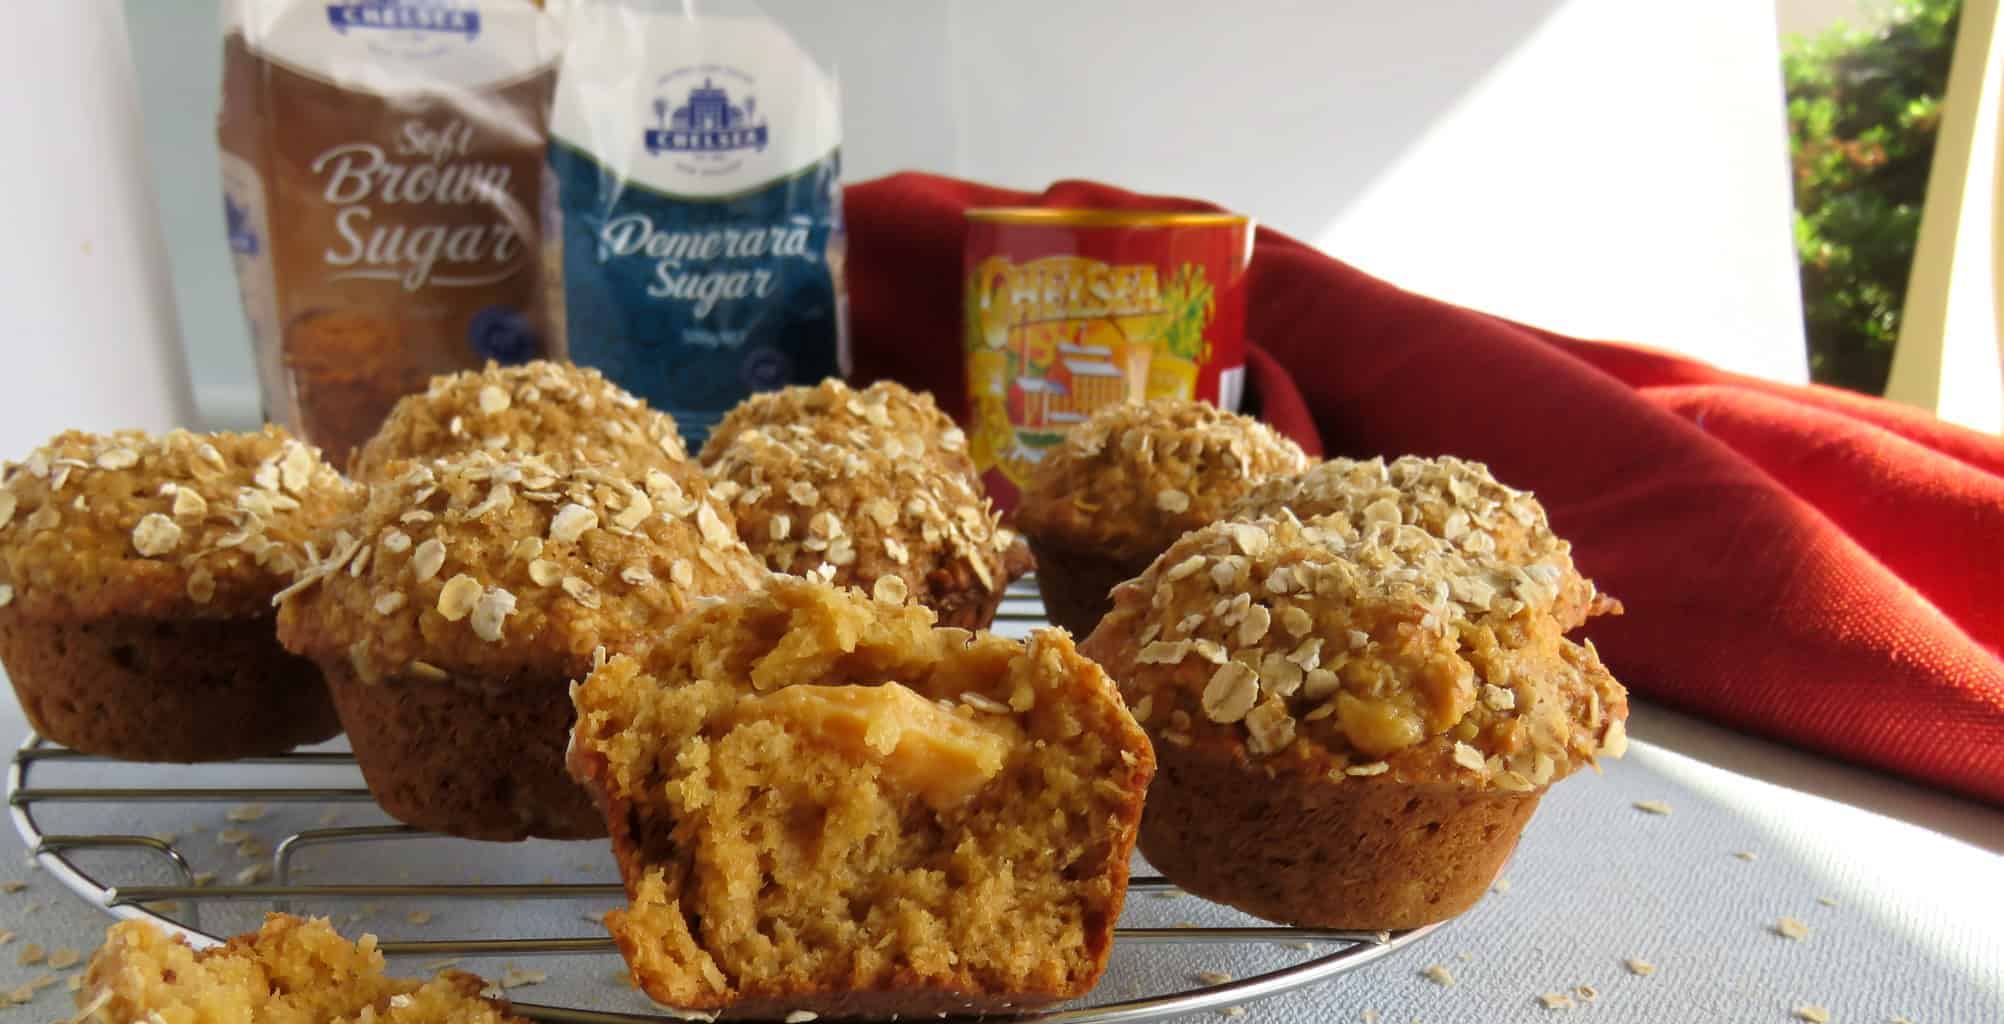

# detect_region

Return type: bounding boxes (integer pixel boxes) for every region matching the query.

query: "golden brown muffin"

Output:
[1231,455,1618,629]
[349,360,688,481]
[1081,512,1628,930]
[703,420,1016,628]
[567,577,1154,1017]
[276,449,764,840]
[1016,398,1309,637]
[0,427,348,762]
[699,378,976,483]
[76,914,523,1023]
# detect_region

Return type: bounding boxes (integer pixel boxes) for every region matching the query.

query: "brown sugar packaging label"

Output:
[219,0,564,464]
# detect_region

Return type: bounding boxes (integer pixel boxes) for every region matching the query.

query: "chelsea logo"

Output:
[644,77,770,156]
[326,0,482,40]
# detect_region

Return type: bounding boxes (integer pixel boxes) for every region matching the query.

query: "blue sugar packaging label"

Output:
[546,2,847,444]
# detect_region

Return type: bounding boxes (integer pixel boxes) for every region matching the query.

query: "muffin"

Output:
[567,577,1154,1017]
[349,360,688,481]
[77,914,522,1023]
[1081,512,1628,930]
[703,421,1017,627]
[1016,398,1309,637]
[699,378,976,484]
[0,428,348,762]
[276,449,764,840]
[1230,455,1619,629]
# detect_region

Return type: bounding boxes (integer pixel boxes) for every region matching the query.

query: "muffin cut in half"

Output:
[0,427,349,762]
[1082,512,1627,930]
[350,360,687,481]
[277,450,763,840]
[1015,398,1308,638]
[567,577,1155,1017]
[75,913,522,1023]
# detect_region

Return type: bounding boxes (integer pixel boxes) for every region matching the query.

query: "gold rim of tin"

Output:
[964,207,1249,227]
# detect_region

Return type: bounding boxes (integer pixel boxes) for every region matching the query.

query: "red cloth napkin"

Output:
[845,171,2004,807]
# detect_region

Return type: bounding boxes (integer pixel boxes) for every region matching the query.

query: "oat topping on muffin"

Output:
[0,427,350,619]
[349,360,688,480]
[1087,512,1627,791]
[1016,398,1309,561]
[703,420,1013,626]
[276,449,764,684]
[1229,455,1613,627]
[700,378,974,481]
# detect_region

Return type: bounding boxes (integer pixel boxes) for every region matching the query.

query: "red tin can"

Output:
[962,208,1253,511]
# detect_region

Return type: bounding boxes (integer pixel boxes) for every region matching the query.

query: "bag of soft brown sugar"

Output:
[219,0,563,464]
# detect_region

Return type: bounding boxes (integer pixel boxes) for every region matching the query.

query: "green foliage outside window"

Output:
[1784,0,1959,395]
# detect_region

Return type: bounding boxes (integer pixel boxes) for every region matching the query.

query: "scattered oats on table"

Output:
[1491,878,1513,894]
[1217,1007,1246,1018]
[226,803,268,822]
[1632,799,1673,815]
[1816,895,1840,907]
[1421,964,1456,986]
[1624,957,1657,976]
[406,911,433,925]
[47,947,81,969]
[18,942,45,965]
[1573,983,1599,1002]
[1774,916,1811,940]
[1733,850,1759,861]
[1793,1005,1832,1023]
[1538,991,1575,1010]
[1193,970,1234,986]
[235,863,271,885]
[499,966,546,989]
[784,1012,820,1023]
[0,881,24,894]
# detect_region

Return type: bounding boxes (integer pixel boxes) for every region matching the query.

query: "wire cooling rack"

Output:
[6,579,1439,1022]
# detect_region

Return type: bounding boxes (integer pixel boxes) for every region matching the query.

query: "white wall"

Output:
[1,6,196,455]
[120,0,1809,428]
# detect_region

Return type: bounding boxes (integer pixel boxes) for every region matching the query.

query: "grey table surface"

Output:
[0,687,1997,1024]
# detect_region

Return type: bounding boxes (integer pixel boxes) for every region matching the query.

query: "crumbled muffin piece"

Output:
[568,578,1153,1016]
[1229,455,1615,628]
[1016,398,1309,563]
[700,378,975,483]
[350,360,687,481]
[703,421,1013,627]
[75,914,522,1023]
[0,427,350,620]
[278,450,763,684]
[1086,512,1627,787]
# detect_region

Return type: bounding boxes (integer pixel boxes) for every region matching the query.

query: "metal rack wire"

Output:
[6,579,1439,1022]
